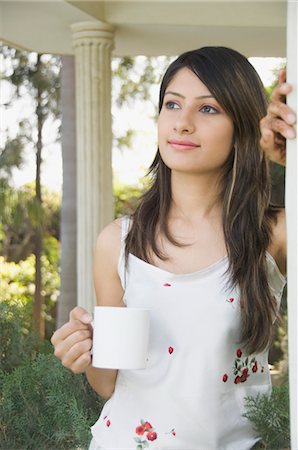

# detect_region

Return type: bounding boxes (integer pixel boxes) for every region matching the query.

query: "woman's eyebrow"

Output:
[164,91,214,100]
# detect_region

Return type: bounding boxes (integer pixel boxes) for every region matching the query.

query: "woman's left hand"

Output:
[260,69,296,166]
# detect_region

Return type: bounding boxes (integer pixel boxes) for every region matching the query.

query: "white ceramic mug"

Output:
[92,306,150,370]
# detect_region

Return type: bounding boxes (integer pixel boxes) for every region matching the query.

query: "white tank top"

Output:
[91,216,286,450]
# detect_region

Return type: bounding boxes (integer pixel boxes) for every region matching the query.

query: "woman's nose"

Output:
[173,110,195,134]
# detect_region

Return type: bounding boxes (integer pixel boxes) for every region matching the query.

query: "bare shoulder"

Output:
[268,208,287,276]
[94,217,122,256]
[93,217,125,307]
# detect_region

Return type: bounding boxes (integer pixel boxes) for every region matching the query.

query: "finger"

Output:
[61,339,92,370]
[278,68,286,85]
[260,128,275,152]
[54,328,92,359]
[51,319,90,346]
[69,306,92,324]
[69,352,92,374]
[269,117,296,140]
[267,102,297,126]
[271,82,292,103]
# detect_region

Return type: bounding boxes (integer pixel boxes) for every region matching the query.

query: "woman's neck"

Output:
[170,171,223,221]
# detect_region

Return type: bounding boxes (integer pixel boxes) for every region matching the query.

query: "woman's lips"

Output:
[167,139,199,150]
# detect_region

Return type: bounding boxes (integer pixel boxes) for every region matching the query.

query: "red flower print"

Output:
[252,362,258,373]
[134,419,158,448]
[234,376,241,384]
[163,283,172,287]
[241,373,247,383]
[168,346,174,354]
[172,431,176,436]
[106,419,111,427]
[144,422,153,431]
[225,353,262,386]
[136,425,145,435]
[227,297,234,303]
[147,431,157,441]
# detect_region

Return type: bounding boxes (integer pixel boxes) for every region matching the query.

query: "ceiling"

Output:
[0,0,287,56]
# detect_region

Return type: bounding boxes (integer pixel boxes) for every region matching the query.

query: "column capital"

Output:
[71,21,115,48]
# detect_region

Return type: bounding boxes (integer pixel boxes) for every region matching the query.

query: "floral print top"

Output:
[91,217,286,450]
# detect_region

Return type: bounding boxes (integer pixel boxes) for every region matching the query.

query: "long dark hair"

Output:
[125,47,279,355]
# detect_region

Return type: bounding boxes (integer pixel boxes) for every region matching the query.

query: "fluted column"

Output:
[71,21,115,313]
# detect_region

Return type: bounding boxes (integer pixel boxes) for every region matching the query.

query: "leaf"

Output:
[134,437,142,443]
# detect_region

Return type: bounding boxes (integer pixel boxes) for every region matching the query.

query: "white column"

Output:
[71,21,115,313]
[286,1,298,448]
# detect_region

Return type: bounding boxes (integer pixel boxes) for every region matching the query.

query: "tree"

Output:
[1,46,61,337]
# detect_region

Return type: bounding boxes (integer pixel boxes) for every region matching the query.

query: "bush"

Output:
[0,301,45,373]
[0,253,60,341]
[0,353,104,450]
[1,303,104,449]
[244,382,290,449]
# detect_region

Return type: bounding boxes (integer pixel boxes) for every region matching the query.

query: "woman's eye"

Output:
[165,101,179,110]
[200,105,218,114]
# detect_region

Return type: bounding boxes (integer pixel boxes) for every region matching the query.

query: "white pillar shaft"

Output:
[71,21,115,313]
[286,2,298,448]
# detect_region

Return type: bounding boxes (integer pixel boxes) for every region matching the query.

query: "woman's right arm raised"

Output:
[51,219,125,399]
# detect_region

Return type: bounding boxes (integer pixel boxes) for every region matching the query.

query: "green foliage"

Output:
[0,135,24,177]
[112,55,173,150]
[0,183,61,262]
[243,383,290,449]
[265,61,286,101]
[112,56,172,107]
[0,353,104,450]
[114,180,146,218]
[0,301,44,373]
[0,252,60,340]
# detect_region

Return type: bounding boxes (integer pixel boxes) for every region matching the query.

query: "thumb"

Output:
[69,306,92,324]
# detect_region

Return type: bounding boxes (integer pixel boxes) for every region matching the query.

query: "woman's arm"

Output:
[86,219,126,399]
[51,219,125,400]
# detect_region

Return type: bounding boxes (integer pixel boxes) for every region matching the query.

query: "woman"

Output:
[51,47,296,449]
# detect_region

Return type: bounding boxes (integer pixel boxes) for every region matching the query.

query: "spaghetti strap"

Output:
[121,215,131,242]
[117,216,131,293]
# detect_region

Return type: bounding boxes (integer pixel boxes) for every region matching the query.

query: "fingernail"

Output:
[286,129,296,139]
[280,83,290,93]
[287,113,296,124]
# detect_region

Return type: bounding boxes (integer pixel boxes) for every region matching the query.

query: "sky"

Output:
[3,56,285,192]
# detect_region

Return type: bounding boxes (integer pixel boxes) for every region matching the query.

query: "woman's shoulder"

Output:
[267,208,286,276]
[94,218,124,261]
[93,218,126,307]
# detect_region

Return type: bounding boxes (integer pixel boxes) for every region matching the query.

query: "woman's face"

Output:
[158,68,234,177]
